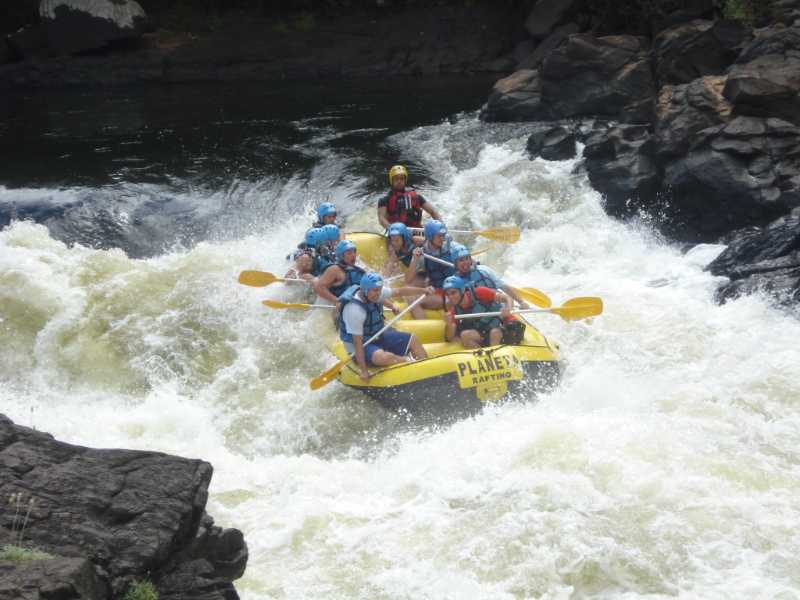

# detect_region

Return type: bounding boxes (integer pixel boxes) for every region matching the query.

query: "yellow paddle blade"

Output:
[238,270,280,287]
[310,358,350,390]
[477,226,520,244]
[515,287,552,308]
[551,297,603,321]
[262,299,313,310]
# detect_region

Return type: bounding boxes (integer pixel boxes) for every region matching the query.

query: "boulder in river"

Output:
[707,209,800,304]
[0,413,247,600]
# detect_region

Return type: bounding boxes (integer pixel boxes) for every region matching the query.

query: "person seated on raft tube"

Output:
[442,276,526,348]
[339,272,433,381]
[407,219,455,310]
[286,228,331,280]
[313,239,368,303]
[285,248,315,281]
[384,222,424,276]
[450,243,531,309]
[308,227,337,272]
[310,202,343,229]
[377,165,442,230]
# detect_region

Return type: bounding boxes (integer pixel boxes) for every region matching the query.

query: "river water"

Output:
[2,79,800,600]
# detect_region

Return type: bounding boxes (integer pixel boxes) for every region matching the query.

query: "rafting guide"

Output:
[377,165,442,229]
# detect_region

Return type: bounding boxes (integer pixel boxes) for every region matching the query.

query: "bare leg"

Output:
[489,327,503,346]
[421,293,445,310]
[369,349,407,366]
[459,330,482,349]
[407,334,428,359]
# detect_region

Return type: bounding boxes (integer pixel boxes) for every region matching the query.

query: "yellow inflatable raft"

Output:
[327,232,563,415]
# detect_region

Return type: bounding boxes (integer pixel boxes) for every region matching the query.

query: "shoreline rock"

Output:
[0,413,247,600]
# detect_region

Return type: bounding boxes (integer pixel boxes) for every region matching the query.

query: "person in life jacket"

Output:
[321,223,341,251]
[287,227,329,279]
[313,239,368,303]
[450,243,531,309]
[407,219,455,309]
[339,272,432,381]
[442,276,525,348]
[285,247,315,281]
[310,202,342,229]
[385,222,424,274]
[377,165,442,230]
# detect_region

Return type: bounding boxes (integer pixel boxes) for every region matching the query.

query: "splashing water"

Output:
[2,108,800,600]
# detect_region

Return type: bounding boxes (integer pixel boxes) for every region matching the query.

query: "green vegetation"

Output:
[0,545,53,561]
[723,0,774,25]
[123,579,159,600]
[0,493,52,562]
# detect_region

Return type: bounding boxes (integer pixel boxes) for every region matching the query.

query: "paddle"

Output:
[421,253,551,308]
[263,299,400,313]
[262,300,332,311]
[238,270,310,287]
[410,226,520,244]
[454,297,603,322]
[310,294,427,390]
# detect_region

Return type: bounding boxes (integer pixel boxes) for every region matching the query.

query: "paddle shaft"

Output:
[409,227,502,235]
[344,293,426,359]
[456,307,570,319]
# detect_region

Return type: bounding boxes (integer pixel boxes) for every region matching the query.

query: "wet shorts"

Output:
[364,329,412,364]
[345,329,412,365]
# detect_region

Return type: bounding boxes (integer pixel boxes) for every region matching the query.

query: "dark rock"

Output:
[40,0,149,56]
[582,123,660,215]
[650,0,715,34]
[0,556,109,600]
[525,122,577,160]
[518,22,579,70]
[654,19,751,85]
[659,116,800,239]
[0,40,11,66]
[0,414,247,600]
[7,24,47,60]
[724,27,800,125]
[540,34,656,123]
[513,39,537,65]
[481,69,549,122]
[655,75,732,158]
[771,0,800,25]
[524,0,582,41]
[707,211,800,303]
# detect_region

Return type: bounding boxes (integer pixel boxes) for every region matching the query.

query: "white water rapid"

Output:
[2,115,800,600]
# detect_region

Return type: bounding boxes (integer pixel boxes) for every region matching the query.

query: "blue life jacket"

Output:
[324,261,366,297]
[422,238,454,289]
[393,241,414,267]
[338,285,385,343]
[454,289,503,332]
[312,252,334,277]
[461,265,499,291]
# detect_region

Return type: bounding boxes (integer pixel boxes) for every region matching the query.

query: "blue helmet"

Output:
[304,227,326,248]
[317,202,337,220]
[442,275,466,292]
[387,222,412,243]
[450,243,471,262]
[424,220,447,240]
[321,223,340,242]
[335,239,357,261]
[360,272,384,295]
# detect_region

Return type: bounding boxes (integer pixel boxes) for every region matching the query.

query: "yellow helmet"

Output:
[388,165,408,185]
